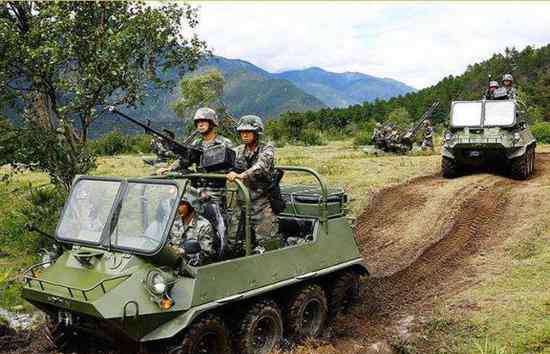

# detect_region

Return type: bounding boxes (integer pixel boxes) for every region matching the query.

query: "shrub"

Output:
[90,132,152,156]
[353,130,373,146]
[531,122,550,144]
[300,128,326,146]
[353,120,378,146]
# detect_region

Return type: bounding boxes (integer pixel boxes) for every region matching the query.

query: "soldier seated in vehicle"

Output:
[169,198,218,267]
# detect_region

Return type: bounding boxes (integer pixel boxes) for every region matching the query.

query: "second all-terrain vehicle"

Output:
[441,98,536,179]
[21,167,368,354]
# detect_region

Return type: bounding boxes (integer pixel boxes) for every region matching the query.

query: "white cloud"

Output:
[191,1,550,89]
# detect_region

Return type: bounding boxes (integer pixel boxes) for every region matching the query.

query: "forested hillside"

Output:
[267,45,550,142]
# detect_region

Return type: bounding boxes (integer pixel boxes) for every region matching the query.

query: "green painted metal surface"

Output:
[21,167,368,344]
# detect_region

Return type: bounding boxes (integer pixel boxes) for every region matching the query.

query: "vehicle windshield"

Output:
[57,178,180,254]
[450,101,482,127]
[110,182,179,253]
[57,179,121,244]
[484,100,515,126]
[451,100,516,128]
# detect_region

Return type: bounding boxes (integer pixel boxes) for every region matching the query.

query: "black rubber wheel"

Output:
[328,271,360,317]
[179,314,231,354]
[237,299,283,354]
[510,149,530,180]
[43,319,79,352]
[531,148,536,175]
[442,157,458,178]
[286,284,328,338]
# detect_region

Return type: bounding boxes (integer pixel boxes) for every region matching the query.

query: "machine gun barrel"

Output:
[108,107,202,156]
[107,107,202,162]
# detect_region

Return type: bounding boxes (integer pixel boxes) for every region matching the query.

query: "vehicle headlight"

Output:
[444,131,454,142]
[144,269,176,299]
[513,132,521,142]
[151,274,167,295]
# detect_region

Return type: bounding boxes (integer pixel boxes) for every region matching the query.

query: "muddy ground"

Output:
[2,153,550,354]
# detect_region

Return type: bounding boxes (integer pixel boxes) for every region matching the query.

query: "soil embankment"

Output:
[329,153,550,352]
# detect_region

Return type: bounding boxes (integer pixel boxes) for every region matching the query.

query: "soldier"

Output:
[226,115,279,254]
[157,107,233,175]
[170,198,217,267]
[484,81,499,100]
[372,122,384,148]
[502,74,517,100]
[421,119,435,150]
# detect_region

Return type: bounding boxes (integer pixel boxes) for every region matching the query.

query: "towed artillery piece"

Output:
[373,102,439,153]
[442,99,536,179]
[21,167,368,354]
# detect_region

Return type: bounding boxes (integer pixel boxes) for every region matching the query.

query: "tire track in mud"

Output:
[361,181,511,317]
[345,155,550,344]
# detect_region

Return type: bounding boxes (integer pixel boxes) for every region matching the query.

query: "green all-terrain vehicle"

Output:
[441,98,536,179]
[21,167,368,354]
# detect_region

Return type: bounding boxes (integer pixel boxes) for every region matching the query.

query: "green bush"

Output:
[353,130,373,146]
[90,132,152,156]
[531,122,550,144]
[353,120,378,146]
[300,128,326,146]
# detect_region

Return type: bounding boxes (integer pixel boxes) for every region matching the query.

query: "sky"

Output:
[190,1,550,89]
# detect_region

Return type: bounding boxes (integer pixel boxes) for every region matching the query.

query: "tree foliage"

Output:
[0,1,207,188]
[173,68,238,141]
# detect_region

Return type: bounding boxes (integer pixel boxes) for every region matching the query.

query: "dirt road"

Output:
[3,154,550,354]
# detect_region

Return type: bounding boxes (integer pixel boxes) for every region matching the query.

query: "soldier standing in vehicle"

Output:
[421,119,435,150]
[226,115,279,254]
[502,74,517,100]
[484,81,500,100]
[170,198,217,266]
[157,107,233,175]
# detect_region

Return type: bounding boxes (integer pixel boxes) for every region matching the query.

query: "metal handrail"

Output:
[23,262,130,301]
[277,166,329,231]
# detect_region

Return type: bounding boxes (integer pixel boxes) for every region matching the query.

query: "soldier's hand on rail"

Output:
[157,167,169,175]
[226,171,244,182]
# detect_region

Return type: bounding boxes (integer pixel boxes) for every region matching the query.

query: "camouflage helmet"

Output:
[193,107,218,127]
[237,115,264,133]
[179,193,200,211]
[375,122,382,128]
[489,80,499,88]
[502,74,514,83]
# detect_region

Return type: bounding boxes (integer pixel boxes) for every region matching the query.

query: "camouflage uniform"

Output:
[421,122,434,150]
[168,135,234,173]
[228,115,279,253]
[502,74,517,100]
[229,142,279,252]
[170,214,216,266]
[372,123,384,148]
[505,87,518,100]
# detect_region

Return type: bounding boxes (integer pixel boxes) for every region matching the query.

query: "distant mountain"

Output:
[274,67,416,108]
[201,57,327,117]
